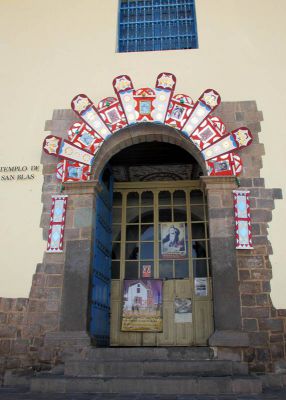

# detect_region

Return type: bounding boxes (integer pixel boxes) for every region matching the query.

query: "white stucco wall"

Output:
[0,0,285,307]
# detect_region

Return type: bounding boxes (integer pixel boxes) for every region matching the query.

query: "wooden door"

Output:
[90,169,113,346]
[110,181,213,346]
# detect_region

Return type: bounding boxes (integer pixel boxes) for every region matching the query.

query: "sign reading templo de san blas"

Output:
[0,165,41,182]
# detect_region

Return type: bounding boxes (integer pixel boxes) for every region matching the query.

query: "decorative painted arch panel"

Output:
[43,73,253,183]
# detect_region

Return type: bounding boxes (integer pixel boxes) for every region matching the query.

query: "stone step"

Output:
[30,375,262,395]
[64,359,248,377]
[3,370,34,388]
[79,346,214,362]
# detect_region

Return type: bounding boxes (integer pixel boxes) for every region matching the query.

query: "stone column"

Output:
[44,181,102,358]
[200,176,249,352]
[60,181,101,331]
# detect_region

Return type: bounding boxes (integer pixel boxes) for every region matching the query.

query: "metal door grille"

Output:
[118,0,198,53]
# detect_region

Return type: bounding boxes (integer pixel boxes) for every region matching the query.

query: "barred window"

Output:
[118,0,198,53]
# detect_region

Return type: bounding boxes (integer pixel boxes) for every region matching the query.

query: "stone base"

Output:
[44,331,91,347]
[209,330,250,347]
[38,331,91,365]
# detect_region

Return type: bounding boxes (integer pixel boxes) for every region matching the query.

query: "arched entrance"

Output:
[90,125,213,347]
[42,72,252,359]
[91,122,208,181]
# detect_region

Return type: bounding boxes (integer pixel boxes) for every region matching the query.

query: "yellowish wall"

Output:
[0,0,285,307]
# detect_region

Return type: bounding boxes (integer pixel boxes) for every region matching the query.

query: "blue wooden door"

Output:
[90,168,113,346]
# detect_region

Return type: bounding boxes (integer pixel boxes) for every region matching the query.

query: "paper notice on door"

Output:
[195,277,208,297]
[142,265,151,278]
[174,298,192,323]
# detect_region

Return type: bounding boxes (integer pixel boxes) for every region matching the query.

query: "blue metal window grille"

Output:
[118,0,198,53]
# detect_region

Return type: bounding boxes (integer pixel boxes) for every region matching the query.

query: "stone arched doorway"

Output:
[57,123,247,350]
[91,125,212,347]
[91,122,207,181]
[1,73,279,374]
[41,71,253,354]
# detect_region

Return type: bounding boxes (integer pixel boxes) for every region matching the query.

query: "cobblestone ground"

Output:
[1,388,286,400]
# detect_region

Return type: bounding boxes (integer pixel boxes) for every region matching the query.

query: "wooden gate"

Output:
[110,181,213,346]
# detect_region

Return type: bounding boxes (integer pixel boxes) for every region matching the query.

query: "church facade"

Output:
[0,0,286,394]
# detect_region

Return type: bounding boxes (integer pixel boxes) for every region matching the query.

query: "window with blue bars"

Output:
[118,0,198,53]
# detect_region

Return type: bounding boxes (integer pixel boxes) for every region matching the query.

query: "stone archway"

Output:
[91,122,208,181]
[55,122,248,353]
[40,72,255,361]
[91,124,210,347]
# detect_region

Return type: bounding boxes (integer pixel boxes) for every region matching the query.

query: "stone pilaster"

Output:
[200,176,249,358]
[58,182,101,332]
[40,181,102,364]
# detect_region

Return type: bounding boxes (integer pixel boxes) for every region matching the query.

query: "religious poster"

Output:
[161,222,186,259]
[194,277,208,297]
[121,279,163,332]
[174,298,192,323]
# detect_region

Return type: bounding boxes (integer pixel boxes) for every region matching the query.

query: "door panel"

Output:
[174,280,194,346]
[110,182,213,347]
[110,280,141,346]
[194,299,213,345]
[142,332,156,346]
[157,281,175,346]
[90,170,113,346]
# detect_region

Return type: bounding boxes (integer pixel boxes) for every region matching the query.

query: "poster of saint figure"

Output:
[161,222,186,259]
[121,279,163,332]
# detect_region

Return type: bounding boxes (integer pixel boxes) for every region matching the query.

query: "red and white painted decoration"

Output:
[47,195,68,253]
[42,73,253,183]
[165,94,193,130]
[43,135,94,166]
[233,190,253,250]
[97,97,127,133]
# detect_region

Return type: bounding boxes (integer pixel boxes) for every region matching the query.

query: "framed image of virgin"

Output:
[121,280,163,332]
[161,222,186,259]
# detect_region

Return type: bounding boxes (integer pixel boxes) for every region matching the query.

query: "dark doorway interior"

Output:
[108,142,203,182]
